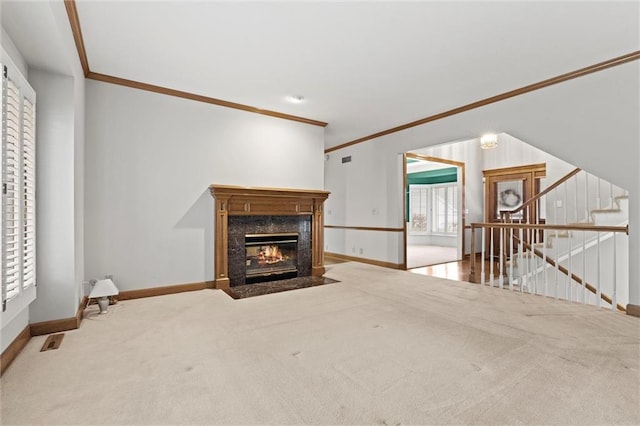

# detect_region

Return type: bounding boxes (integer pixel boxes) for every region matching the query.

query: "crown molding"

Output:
[87,72,328,126]
[326,50,640,153]
[63,0,327,127]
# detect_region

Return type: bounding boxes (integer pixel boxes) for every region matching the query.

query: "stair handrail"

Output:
[469,221,628,311]
[511,233,626,311]
[501,167,582,223]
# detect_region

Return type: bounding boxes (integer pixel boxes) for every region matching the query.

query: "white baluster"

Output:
[609,182,614,208]
[529,231,533,294]
[555,229,560,300]
[612,232,617,311]
[530,227,535,294]
[543,229,548,298]
[498,228,503,289]
[509,227,514,291]
[574,175,579,224]
[582,231,587,304]
[531,225,536,295]
[567,232,572,302]
[564,182,568,225]
[596,233,601,308]
[479,226,485,284]
[551,190,555,225]
[489,227,494,287]
[519,228,524,293]
[584,173,589,222]
[481,225,486,285]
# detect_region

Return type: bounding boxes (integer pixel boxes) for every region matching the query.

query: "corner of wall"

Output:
[1,26,28,77]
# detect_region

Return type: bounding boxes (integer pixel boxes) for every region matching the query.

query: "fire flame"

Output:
[258,245,289,265]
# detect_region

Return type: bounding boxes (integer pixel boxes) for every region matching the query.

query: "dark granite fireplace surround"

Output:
[228,215,312,287]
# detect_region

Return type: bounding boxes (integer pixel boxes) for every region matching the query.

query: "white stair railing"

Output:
[469,222,629,312]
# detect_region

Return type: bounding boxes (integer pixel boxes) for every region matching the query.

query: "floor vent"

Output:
[40,334,65,352]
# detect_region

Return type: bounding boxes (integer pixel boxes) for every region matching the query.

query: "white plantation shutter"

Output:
[22,97,36,291]
[1,49,36,318]
[3,78,21,302]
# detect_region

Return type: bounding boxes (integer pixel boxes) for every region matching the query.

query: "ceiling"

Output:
[3,1,639,150]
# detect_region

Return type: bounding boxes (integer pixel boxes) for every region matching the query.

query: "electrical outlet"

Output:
[359,248,364,254]
[105,274,113,280]
[352,247,356,253]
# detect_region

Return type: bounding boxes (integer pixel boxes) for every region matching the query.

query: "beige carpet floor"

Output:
[1,262,639,425]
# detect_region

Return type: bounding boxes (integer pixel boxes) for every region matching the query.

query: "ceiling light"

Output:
[286,95,305,104]
[480,133,498,149]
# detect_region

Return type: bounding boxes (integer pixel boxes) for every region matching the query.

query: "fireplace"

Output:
[209,185,329,290]
[245,233,298,283]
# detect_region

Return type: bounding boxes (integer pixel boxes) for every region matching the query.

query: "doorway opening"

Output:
[404,154,465,269]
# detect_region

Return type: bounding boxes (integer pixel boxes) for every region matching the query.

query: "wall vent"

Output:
[40,334,65,352]
[341,156,352,164]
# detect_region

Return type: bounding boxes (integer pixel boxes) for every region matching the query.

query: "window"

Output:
[409,183,458,235]
[1,48,36,322]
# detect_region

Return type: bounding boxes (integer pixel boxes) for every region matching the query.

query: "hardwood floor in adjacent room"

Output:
[409,255,494,283]
[327,252,490,284]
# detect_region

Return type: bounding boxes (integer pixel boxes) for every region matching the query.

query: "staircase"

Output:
[469,168,629,312]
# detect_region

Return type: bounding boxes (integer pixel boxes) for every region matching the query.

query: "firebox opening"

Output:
[245,233,298,284]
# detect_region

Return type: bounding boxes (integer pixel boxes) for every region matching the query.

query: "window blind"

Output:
[22,97,36,291]
[3,77,22,302]
[1,50,36,315]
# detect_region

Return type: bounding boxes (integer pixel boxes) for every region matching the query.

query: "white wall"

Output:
[636,131,640,308]
[324,145,404,264]
[324,61,640,305]
[73,70,85,308]
[85,80,324,291]
[1,27,27,77]
[407,234,456,247]
[28,69,79,323]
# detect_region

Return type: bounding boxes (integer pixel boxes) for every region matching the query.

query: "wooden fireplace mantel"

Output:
[209,185,330,290]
